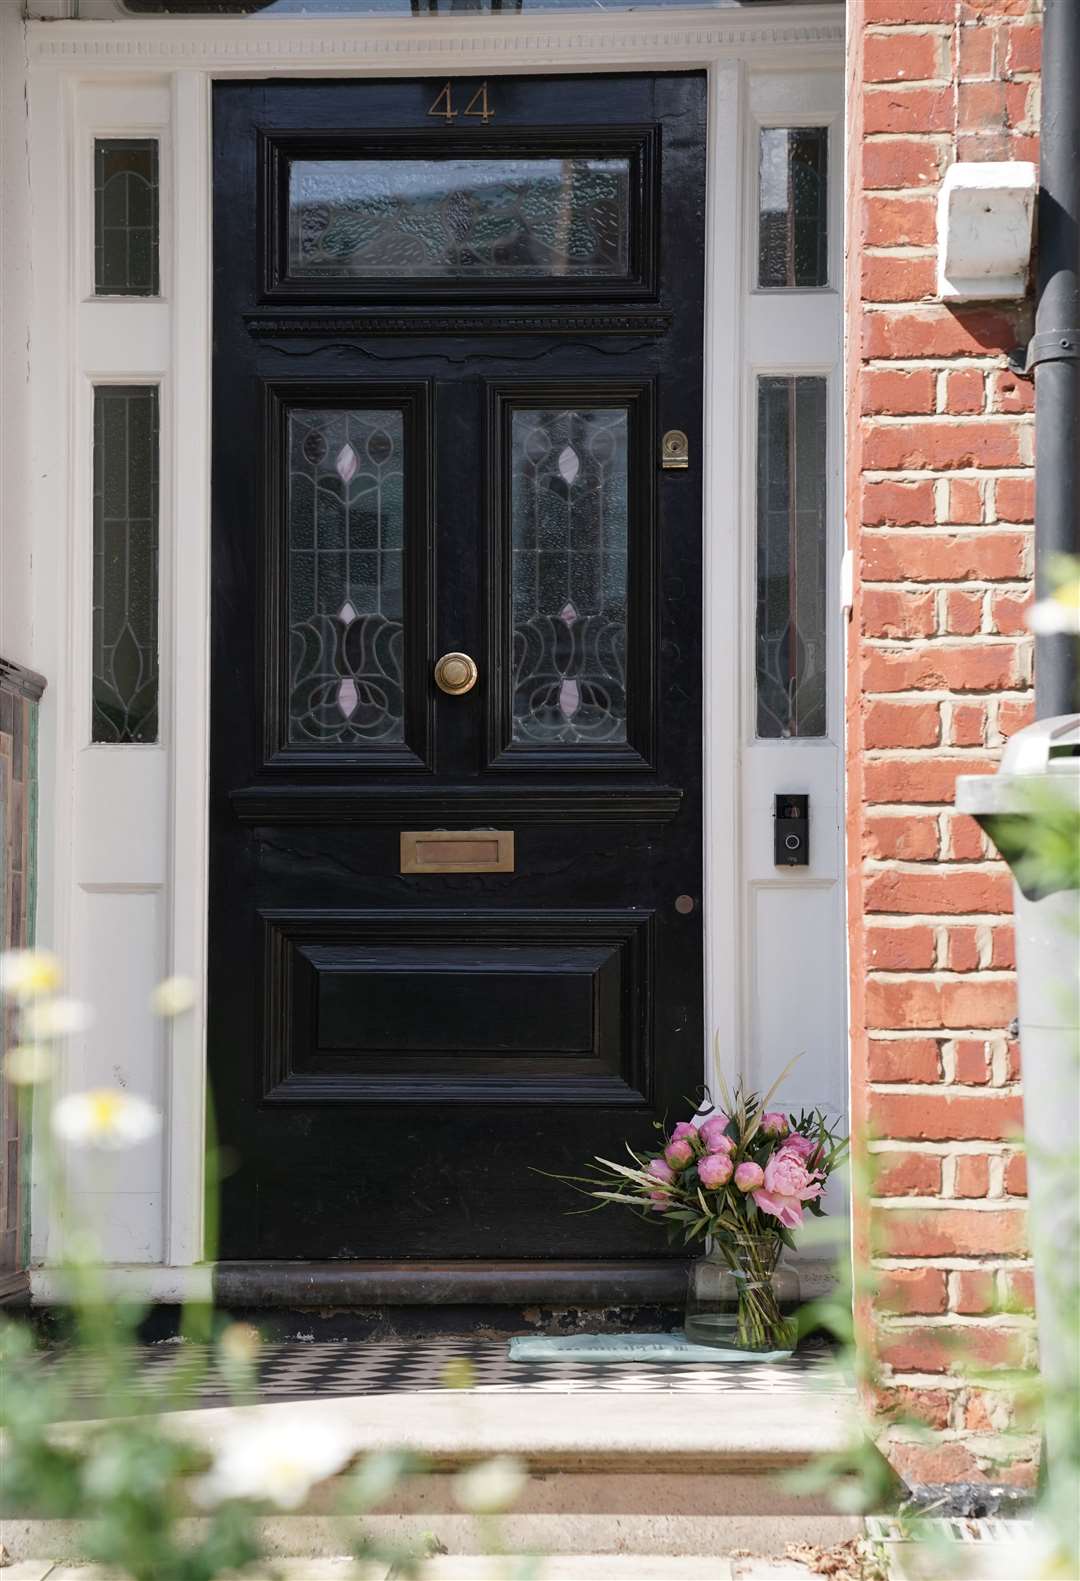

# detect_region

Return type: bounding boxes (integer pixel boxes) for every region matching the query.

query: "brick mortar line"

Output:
[862,413,1033,426]
[868,968,1015,979]
[880,1313,1036,1329]
[872,1258,1032,1271]
[864,132,955,144]
[869,1144,1022,1156]
[862,748,1013,759]
[871,1195,1028,1207]
[873,1372,1019,1389]
[869,1082,1021,1095]
[865,358,1022,370]
[865,80,954,91]
[881,1428,1043,1448]
[860,866,1012,879]
[861,633,1028,645]
[864,245,939,257]
[862,583,1033,592]
[862,685,1032,695]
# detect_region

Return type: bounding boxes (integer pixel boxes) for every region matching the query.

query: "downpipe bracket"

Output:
[1009,328,1080,378]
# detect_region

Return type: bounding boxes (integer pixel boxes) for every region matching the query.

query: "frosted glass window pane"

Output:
[755,376,827,739]
[92,387,160,743]
[510,407,628,745]
[758,127,828,289]
[288,157,631,280]
[94,139,160,297]
[287,408,405,746]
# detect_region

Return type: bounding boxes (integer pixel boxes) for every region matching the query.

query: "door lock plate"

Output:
[661,429,689,469]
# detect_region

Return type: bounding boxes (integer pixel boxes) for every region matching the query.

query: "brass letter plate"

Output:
[400,829,514,875]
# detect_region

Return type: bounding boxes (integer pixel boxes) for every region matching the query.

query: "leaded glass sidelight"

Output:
[287,408,405,746]
[94,139,160,297]
[92,386,160,743]
[758,127,828,290]
[510,408,629,745]
[287,157,631,280]
[755,376,828,740]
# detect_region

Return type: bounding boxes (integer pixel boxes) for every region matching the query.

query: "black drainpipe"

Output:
[1030,0,1080,718]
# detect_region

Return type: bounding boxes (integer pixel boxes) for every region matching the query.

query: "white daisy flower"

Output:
[192,1417,355,1510]
[51,1089,160,1150]
[1027,572,1080,635]
[452,1455,527,1515]
[4,1043,55,1086]
[150,975,197,1018]
[22,997,94,1040]
[0,949,62,1002]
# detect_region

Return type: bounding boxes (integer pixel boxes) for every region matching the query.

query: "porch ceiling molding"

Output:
[28,5,844,70]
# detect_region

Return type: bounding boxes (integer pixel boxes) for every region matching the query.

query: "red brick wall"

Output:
[846,0,1041,1485]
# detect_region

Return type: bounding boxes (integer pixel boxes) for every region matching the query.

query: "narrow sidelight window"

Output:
[94,139,160,297]
[758,127,828,290]
[755,376,827,739]
[92,387,160,743]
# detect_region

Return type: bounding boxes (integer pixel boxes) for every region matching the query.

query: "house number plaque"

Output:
[401,829,514,875]
[427,82,495,123]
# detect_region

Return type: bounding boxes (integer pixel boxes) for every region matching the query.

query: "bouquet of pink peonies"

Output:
[561,1060,848,1352]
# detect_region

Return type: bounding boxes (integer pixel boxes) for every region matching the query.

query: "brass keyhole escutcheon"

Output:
[434,651,478,696]
[661,429,689,469]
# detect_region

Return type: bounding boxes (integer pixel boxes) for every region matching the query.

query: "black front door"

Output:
[210,73,706,1272]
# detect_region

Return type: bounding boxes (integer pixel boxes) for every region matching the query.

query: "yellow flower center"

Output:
[88,1091,124,1131]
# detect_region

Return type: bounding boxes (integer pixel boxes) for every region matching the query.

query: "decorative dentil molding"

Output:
[29,7,844,67]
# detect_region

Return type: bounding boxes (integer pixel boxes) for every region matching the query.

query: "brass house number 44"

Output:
[427,82,495,123]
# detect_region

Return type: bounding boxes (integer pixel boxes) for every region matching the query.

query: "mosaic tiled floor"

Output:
[33,1336,844,1418]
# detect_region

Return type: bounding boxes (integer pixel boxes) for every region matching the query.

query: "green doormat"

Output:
[509,1333,793,1364]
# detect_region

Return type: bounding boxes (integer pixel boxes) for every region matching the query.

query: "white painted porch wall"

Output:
[7,5,847,1280]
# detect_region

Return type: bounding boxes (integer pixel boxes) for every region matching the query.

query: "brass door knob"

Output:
[434,651,478,695]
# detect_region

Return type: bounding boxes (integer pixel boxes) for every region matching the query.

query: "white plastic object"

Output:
[936,160,1037,301]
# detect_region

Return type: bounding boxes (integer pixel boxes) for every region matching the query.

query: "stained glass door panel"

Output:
[510,407,629,744]
[286,407,405,746]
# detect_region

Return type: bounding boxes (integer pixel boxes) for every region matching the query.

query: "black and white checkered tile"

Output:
[32,1336,842,1419]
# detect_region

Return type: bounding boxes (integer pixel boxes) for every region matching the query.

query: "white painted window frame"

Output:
[21,4,844,1289]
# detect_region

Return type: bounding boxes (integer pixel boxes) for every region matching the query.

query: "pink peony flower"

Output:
[734,1160,765,1192]
[760,1112,790,1137]
[649,1190,673,1213]
[752,1151,824,1230]
[778,1132,819,1165]
[647,1156,675,1185]
[663,1137,694,1171]
[697,1151,733,1189]
[699,1115,732,1153]
[670,1121,700,1145]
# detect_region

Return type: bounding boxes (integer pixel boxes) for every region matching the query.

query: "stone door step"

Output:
[5,1385,873,1565]
[0,1557,848,1581]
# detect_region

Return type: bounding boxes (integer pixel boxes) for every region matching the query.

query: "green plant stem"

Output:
[713,1234,794,1352]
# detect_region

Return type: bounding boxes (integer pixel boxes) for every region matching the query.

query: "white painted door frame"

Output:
[18,3,845,1292]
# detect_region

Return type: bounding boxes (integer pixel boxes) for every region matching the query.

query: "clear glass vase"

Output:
[684,1237,800,1355]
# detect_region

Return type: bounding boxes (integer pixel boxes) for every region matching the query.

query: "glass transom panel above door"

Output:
[261,127,659,302]
[288,156,633,281]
